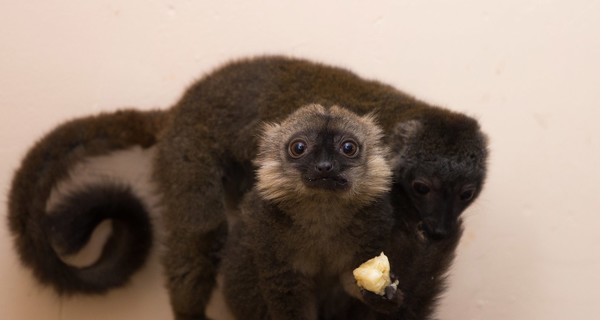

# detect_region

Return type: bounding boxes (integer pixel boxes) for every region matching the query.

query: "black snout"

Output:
[315,161,333,173]
[304,160,348,190]
[422,219,450,240]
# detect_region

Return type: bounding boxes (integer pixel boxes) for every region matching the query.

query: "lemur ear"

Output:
[393,120,422,142]
[388,120,422,169]
[259,122,281,141]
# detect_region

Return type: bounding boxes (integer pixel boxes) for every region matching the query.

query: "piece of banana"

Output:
[352,252,398,295]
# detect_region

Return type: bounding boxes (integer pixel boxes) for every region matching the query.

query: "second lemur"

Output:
[221,104,398,320]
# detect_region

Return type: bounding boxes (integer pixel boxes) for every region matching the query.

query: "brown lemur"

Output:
[377,112,487,320]
[7,109,166,294]
[6,56,487,319]
[332,111,486,320]
[155,55,487,319]
[220,104,396,320]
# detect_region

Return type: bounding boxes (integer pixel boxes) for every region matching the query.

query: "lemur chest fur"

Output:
[284,204,358,276]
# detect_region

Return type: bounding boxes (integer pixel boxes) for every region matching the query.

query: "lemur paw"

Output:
[360,273,404,314]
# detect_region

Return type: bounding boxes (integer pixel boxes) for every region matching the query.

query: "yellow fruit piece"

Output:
[352,252,391,295]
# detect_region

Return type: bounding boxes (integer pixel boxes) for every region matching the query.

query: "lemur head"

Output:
[255,104,392,208]
[389,108,488,240]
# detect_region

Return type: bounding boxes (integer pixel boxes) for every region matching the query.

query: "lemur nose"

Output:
[315,161,333,172]
[422,219,450,240]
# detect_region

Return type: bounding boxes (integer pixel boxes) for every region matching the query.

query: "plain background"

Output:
[1,1,599,319]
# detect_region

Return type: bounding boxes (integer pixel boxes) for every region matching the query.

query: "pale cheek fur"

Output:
[345,154,391,205]
[256,161,305,203]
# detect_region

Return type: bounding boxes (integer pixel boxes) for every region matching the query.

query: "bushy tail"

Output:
[7,109,167,294]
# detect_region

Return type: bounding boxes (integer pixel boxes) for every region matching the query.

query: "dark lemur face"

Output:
[390,112,488,240]
[287,130,358,191]
[255,104,392,207]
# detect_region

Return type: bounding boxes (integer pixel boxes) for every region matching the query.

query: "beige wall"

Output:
[1,1,599,319]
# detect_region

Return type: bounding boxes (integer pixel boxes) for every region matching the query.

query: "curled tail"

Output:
[7,109,167,294]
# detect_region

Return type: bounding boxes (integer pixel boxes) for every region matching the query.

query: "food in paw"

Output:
[353,252,398,295]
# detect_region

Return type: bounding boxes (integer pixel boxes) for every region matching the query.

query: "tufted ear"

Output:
[253,122,281,165]
[393,120,422,142]
[259,122,281,142]
[388,120,422,169]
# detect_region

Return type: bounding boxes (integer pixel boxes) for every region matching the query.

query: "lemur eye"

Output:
[460,189,475,201]
[412,181,431,195]
[289,140,308,158]
[340,140,359,158]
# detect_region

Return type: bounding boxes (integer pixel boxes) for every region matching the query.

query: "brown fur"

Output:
[221,105,394,320]
[7,109,166,294]
[154,56,487,319]
[7,56,487,319]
